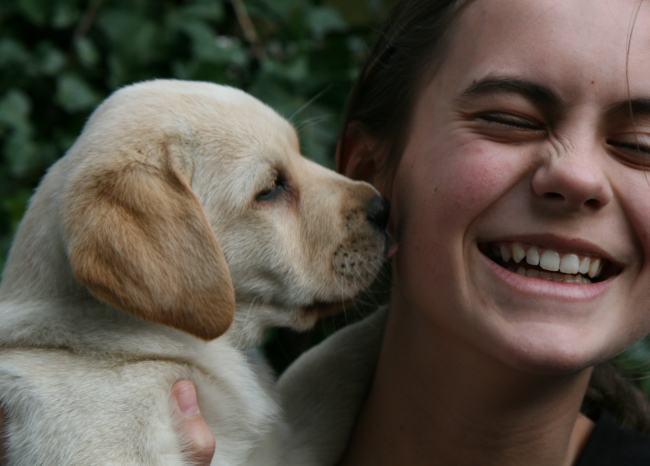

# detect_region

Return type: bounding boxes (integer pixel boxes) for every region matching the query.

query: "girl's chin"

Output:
[485,325,619,376]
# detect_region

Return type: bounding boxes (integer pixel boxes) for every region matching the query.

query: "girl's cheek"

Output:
[402,142,527,229]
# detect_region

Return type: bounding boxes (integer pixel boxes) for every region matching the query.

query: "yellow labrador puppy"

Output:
[0,80,389,466]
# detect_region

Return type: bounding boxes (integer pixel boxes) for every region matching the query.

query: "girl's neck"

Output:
[338,294,595,466]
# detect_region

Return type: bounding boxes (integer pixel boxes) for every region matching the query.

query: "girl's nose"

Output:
[531,143,613,212]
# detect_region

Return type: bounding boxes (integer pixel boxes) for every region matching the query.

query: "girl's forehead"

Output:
[439,0,650,99]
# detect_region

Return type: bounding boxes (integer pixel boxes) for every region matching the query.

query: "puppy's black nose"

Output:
[366,194,390,231]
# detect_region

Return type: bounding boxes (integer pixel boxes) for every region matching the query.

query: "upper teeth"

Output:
[495,242,604,278]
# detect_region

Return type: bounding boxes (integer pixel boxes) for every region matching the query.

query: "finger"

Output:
[171,380,216,465]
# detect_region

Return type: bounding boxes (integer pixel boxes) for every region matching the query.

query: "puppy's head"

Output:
[60,80,388,342]
[181,84,390,338]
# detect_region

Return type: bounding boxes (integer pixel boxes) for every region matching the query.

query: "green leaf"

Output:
[34,42,67,75]
[180,20,230,63]
[262,56,309,83]
[0,90,31,131]
[97,9,162,66]
[176,0,225,22]
[248,77,300,116]
[74,37,100,68]
[0,90,37,177]
[16,0,52,25]
[5,136,59,178]
[0,39,31,68]
[106,54,128,89]
[324,0,391,26]
[0,3,15,24]
[55,73,102,112]
[255,0,303,17]
[51,1,81,29]
[5,134,39,177]
[306,6,347,37]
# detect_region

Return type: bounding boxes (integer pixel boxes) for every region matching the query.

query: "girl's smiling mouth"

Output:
[479,241,622,285]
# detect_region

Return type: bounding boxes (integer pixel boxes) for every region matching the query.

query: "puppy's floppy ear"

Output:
[62,139,235,341]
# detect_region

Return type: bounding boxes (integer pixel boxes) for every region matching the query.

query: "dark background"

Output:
[1,0,649,392]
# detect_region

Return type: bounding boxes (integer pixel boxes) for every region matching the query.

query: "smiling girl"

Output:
[333,0,650,464]
[3,0,650,465]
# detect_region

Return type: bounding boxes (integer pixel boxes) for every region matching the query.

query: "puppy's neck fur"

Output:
[227,302,318,350]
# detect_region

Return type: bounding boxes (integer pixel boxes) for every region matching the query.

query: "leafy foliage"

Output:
[0,0,392,270]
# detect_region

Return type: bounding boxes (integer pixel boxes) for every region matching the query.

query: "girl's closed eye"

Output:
[478,112,542,129]
[471,111,547,143]
[607,134,650,170]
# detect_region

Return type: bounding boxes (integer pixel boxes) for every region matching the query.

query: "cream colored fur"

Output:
[0,80,388,466]
[277,306,388,466]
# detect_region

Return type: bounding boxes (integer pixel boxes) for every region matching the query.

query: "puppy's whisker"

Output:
[288,84,333,123]
[294,116,332,134]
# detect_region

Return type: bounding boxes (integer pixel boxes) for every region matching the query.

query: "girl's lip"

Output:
[479,248,615,301]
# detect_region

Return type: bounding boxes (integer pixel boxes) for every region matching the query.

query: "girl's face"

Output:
[389,0,650,373]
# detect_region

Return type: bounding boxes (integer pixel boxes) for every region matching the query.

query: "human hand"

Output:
[171,380,216,465]
[0,381,215,466]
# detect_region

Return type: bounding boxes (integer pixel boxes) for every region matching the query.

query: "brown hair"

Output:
[339,0,473,177]
[340,0,650,432]
[584,362,650,434]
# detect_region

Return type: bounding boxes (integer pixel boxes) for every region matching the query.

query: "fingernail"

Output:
[176,384,201,417]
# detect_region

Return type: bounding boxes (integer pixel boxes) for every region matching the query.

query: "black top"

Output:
[577,411,650,465]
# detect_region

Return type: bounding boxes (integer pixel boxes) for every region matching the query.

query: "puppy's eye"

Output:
[256,173,288,201]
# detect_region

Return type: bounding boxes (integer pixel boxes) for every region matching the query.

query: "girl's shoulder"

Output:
[577,410,650,466]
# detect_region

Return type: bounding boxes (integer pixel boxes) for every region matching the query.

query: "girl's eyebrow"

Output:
[607,98,650,119]
[456,76,562,114]
[459,77,650,121]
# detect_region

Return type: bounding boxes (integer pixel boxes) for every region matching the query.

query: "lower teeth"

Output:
[507,266,591,284]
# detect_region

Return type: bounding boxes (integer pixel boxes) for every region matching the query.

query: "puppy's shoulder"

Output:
[277,307,388,466]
